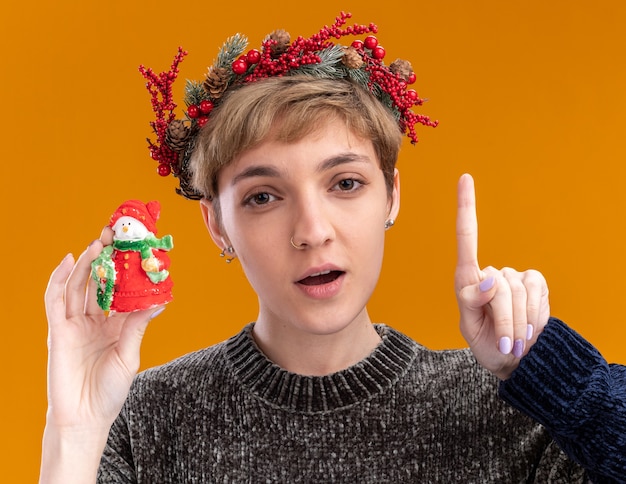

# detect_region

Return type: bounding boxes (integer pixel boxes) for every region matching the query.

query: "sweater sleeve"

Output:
[97,406,137,483]
[499,317,626,482]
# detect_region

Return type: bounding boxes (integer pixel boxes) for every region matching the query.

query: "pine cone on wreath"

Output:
[165,120,190,152]
[389,59,413,82]
[203,66,230,100]
[175,172,203,200]
[342,46,364,69]
[268,29,291,57]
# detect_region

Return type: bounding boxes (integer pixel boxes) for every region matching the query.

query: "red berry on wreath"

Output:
[364,35,378,50]
[406,89,418,101]
[157,163,171,176]
[408,72,417,84]
[199,100,214,114]
[187,104,199,119]
[247,49,261,64]
[232,58,248,75]
[197,116,209,127]
[372,45,386,60]
[351,40,364,50]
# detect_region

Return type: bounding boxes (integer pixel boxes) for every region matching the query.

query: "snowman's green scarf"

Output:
[91,234,173,311]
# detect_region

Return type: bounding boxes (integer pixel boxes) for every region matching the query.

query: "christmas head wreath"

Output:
[139,11,438,200]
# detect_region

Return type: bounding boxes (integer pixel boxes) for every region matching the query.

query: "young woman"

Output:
[40,14,624,483]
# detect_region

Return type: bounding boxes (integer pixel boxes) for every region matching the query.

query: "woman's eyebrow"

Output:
[317,153,371,173]
[231,165,282,186]
[231,153,371,186]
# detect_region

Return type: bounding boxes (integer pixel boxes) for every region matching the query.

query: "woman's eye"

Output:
[335,178,362,191]
[246,192,275,206]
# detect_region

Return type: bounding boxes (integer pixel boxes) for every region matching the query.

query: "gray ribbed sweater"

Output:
[98,324,585,483]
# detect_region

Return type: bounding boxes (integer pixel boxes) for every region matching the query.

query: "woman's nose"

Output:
[289,195,335,250]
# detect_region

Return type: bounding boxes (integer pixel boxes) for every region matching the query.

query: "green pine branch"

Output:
[184,80,206,107]
[215,34,248,69]
[294,45,346,78]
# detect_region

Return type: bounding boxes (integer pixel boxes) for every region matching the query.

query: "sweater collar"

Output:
[225,323,417,413]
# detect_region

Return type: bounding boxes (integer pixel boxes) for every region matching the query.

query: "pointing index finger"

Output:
[455,173,481,288]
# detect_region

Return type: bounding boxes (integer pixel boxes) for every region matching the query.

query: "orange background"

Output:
[2,0,625,479]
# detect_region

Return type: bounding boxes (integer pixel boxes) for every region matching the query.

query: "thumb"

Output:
[457,275,495,333]
[116,306,165,374]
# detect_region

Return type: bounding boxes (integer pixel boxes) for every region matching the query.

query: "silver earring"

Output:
[220,246,235,263]
[290,237,306,250]
[384,219,395,230]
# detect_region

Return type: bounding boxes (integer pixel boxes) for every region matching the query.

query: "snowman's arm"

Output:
[90,245,114,281]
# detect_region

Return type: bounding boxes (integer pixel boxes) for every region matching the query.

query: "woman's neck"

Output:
[251,315,382,376]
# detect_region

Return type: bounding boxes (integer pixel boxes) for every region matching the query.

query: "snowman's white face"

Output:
[112,216,151,241]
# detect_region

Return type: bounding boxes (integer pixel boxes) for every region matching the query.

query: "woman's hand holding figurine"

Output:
[40,228,161,483]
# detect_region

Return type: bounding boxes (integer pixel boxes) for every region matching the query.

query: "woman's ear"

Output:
[200,199,230,250]
[388,168,401,221]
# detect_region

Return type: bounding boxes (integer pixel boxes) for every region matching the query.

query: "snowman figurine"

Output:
[91,199,173,312]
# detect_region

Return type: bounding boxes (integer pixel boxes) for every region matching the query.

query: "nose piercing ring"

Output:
[290,237,306,250]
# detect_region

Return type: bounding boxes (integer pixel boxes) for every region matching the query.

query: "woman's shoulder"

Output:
[382,324,485,370]
[130,325,251,394]
[382,324,499,393]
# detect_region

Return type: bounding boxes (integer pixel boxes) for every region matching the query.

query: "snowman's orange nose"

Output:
[123,226,129,233]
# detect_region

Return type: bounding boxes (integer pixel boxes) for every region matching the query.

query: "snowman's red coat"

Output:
[109,247,173,312]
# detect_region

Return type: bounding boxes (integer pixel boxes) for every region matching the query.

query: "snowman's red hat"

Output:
[109,200,161,234]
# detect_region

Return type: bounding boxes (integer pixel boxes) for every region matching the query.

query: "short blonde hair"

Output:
[190,76,403,200]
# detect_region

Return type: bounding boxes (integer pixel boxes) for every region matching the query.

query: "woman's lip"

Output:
[295,271,345,299]
[298,270,345,286]
[296,264,343,282]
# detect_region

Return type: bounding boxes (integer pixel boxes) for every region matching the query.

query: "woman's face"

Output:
[202,120,400,337]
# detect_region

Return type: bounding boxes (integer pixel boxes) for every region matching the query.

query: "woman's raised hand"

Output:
[454,174,550,380]
[40,228,162,483]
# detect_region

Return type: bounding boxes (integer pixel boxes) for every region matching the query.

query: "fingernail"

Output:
[479,276,495,292]
[526,324,534,341]
[512,339,524,358]
[149,307,166,320]
[498,336,512,355]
